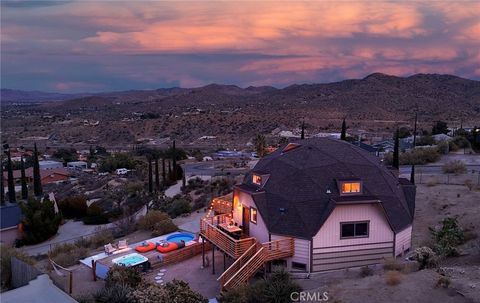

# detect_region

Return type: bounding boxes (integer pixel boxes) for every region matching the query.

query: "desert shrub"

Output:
[219,269,301,303]
[88,230,114,248]
[161,279,208,303]
[106,265,142,289]
[83,204,109,225]
[426,179,437,187]
[442,160,467,175]
[0,246,35,290]
[167,198,191,218]
[451,136,471,149]
[58,195,88,219]
[151,220,178,237]
[193,195,208,210]
[385,147,440,166]
[128,282,167,303]
[94,283,134,303]
[20,198,62,244]
[429,217,465,257]
[263,270,302,303]
[412,246,438,269]
[360,266,374,277]
[383,257,403,271]
[128,280,207,303]
[385,270,402,286]
[138,211,171,231]
[464,180,475,191]
[49,243,89,267]
[436,275,451,288]
[437,141,449,154]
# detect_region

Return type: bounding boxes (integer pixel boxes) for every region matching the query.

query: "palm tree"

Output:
[20,156,28,200]
[254,134,267,157]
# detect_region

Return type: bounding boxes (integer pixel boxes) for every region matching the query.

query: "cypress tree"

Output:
[393,128,400,169]
[410,165,415,184]
[162,157,166,186]
[1,157,5,205]
[5,145,16,203]
[341,118,347,141]
[172,140,177,181]
[413,113,418,147]
[147,156,153,193]
[20,156,28,200]
[33,143,43,197]
[168,160,172,182]
[155,157,160,191]
[301,120,305,140]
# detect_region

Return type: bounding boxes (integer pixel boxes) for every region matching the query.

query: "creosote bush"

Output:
[360,266,374,277]
[442,160,467,175]
[429,217,465,257]
[383,257,403,272]
[106,265,142,289]
[412,246,438,269]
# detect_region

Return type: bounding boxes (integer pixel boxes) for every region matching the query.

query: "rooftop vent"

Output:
[282,143,301,153]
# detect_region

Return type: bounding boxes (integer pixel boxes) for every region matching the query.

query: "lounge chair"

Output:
[118,239,128,250]
[104,243,117,254]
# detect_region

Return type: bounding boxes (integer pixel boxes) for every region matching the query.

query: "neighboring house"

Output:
[39,160,64,170]
[0,203,22,245]
[3,168,70,185]
[350,141,379,156]
[66,161,88,170]
[200,138,415,290]
[373,140,394,153]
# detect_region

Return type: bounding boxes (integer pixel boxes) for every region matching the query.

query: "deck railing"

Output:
[217,242,259,287]
[200,215,255,259]
[218,238,295,290]
[262,238,295,261]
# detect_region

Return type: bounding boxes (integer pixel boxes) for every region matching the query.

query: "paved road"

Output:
[399,165,480,175]
[184,160,249,176]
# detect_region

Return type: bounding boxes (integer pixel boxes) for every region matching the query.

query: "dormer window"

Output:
[338,180,362,195]
[252,174,262,185]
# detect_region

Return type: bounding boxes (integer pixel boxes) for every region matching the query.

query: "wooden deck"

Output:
[201,214,295,290]
[96,242,211,271]
[200,214,255,259]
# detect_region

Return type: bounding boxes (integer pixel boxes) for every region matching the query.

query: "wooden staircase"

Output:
[217,238,294,290]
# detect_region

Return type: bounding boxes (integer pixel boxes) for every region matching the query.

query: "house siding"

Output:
[271,234,310,272]
[394,225,412,257]
[311,203,394,272]
[232,190,270,243]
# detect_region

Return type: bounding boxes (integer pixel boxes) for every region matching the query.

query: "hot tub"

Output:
[112,253,148,267]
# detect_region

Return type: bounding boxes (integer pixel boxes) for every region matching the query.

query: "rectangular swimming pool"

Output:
[112,253,149,267]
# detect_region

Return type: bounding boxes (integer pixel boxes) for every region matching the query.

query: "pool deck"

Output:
[80,231,197,268]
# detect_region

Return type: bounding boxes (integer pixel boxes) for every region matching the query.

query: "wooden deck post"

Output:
[91,260,97,282]
[69,271,73,294]
[212,246,215,274]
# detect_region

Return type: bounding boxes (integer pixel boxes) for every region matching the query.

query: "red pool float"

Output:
[135,242,156,253]
[156,242,179,253]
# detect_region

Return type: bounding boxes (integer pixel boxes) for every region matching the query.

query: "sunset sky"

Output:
[1,1,480,93]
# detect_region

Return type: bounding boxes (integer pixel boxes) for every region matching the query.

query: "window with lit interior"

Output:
[252,174,262,185]
[341,182,361,194]
[340,221,369,239]
[250,207,257,224]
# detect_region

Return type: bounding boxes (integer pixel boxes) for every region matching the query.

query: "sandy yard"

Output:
[299,183,480,303]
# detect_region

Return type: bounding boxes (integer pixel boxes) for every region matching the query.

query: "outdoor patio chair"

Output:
[118,239,128,250]
[104,243,117,254]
